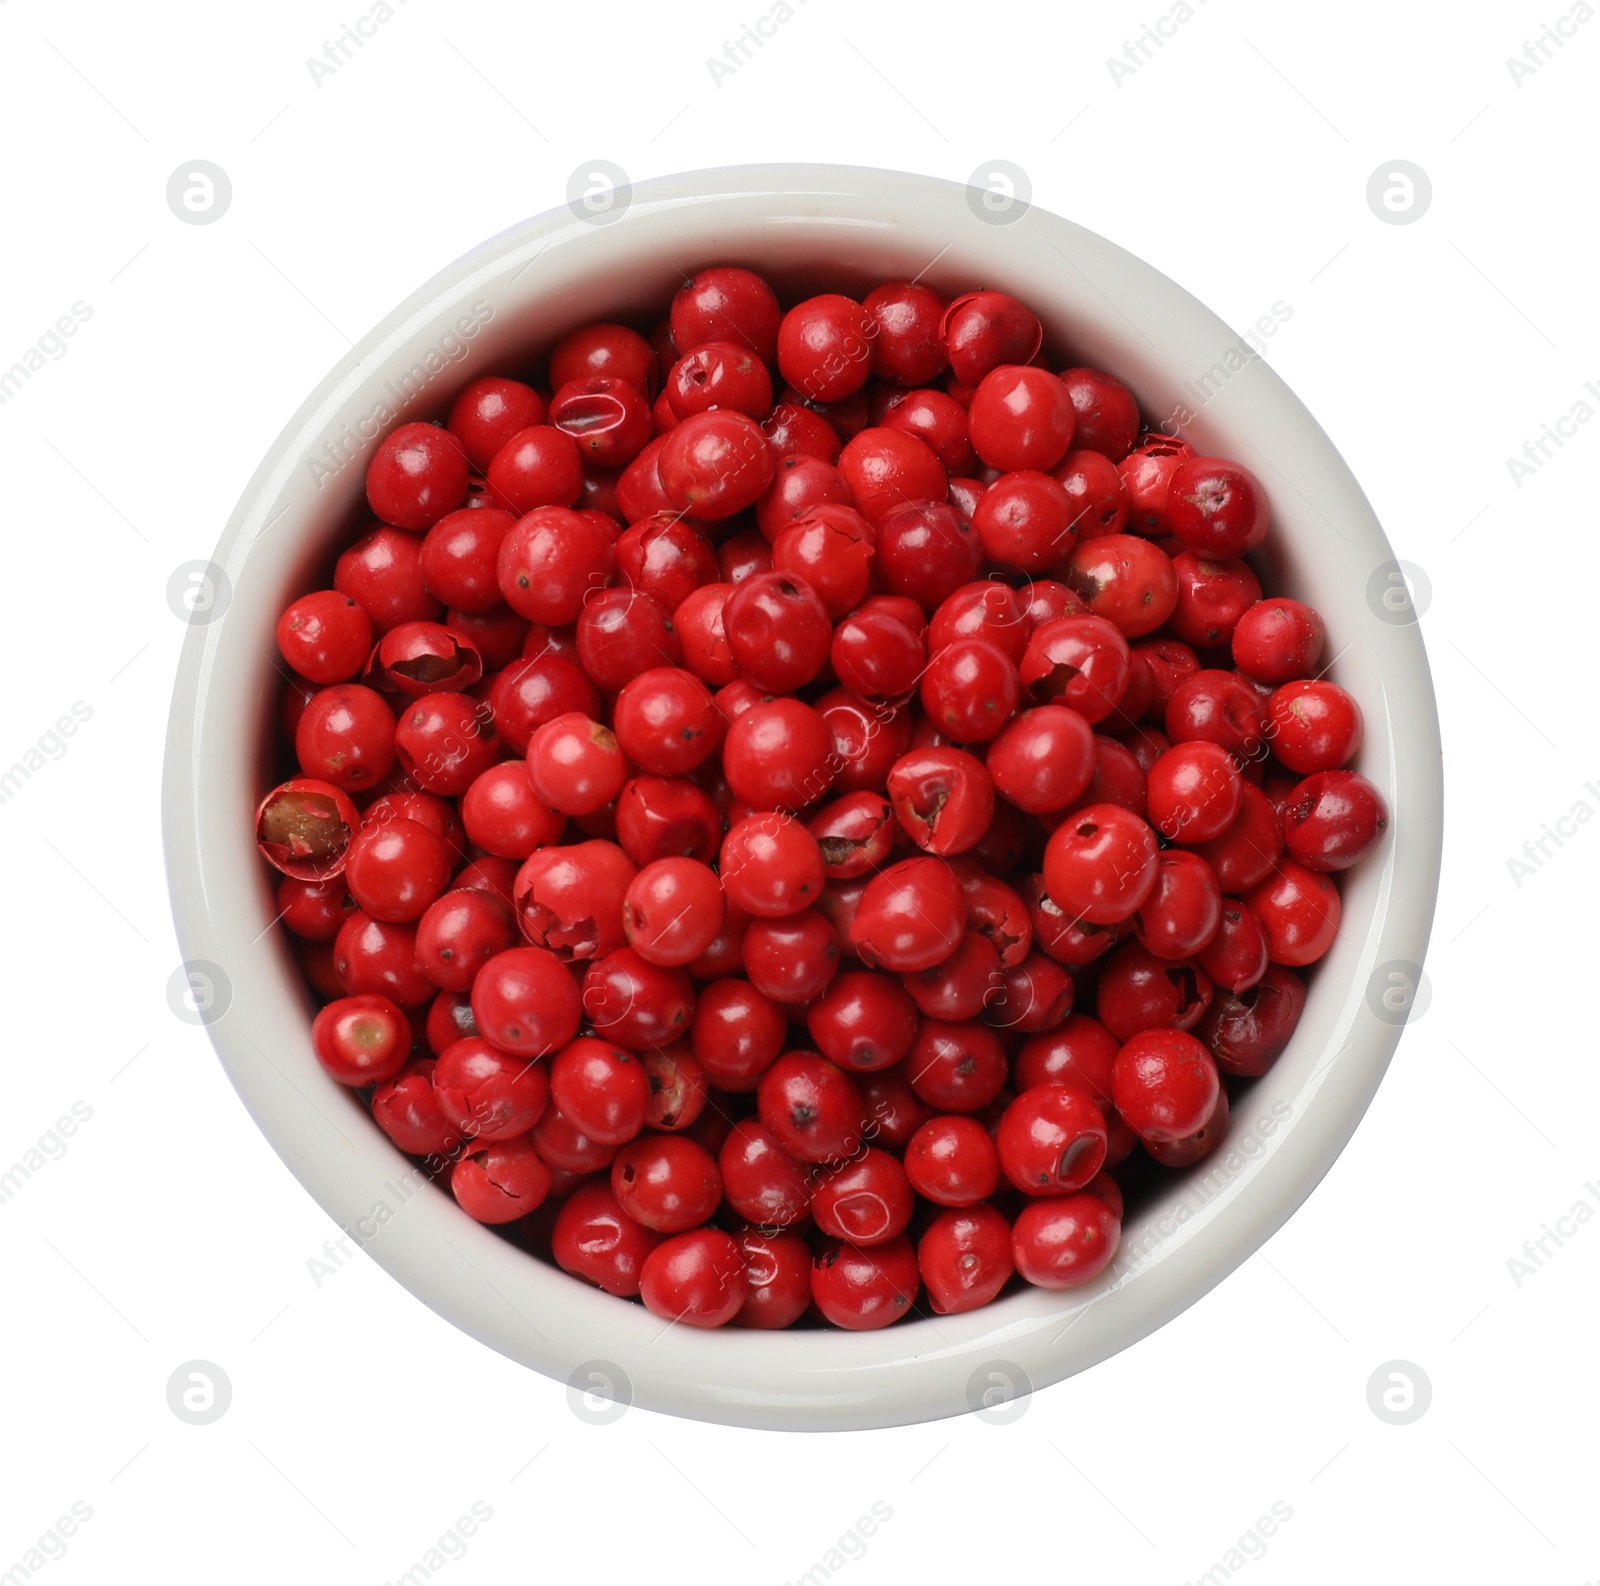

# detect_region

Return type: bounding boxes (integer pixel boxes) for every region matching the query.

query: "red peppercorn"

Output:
[811,1148,915,1245]
[367,422,469,530]
[1245,859,1342,966]
[1280,770,1389,871]
[311,994,411,1086]
[904,1115,1001,1207]
[811,1236,920,1329]
[968,366,1077,473]
[1111,1028,1220,1143]
[659,410,776,520]
[941,291,1042,384]
[671,266,781,363]
[1166,455,1269,558]
[1012,1193,1120,1290]
[452,1136,552,1224]
[849,856,965,972]
[1267,680,1364,774]
[666,331,773,417]
[733,1231,813,1329]
[552,1182,660,1296]
[1232,597,1327,684]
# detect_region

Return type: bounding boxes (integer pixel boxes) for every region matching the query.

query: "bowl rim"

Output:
[163,162,1443,1431]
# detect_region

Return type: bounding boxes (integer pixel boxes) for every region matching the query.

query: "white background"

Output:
[1,0,1594,1580]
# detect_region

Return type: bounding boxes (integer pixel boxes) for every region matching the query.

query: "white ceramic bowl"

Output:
[164,163,1443,1431]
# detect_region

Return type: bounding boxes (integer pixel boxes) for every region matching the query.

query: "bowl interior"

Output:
[165,164,1442,1431]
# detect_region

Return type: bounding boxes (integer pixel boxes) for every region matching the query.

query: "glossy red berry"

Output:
[414,888,516,992]
[659,410,775,520]
[1267,680,1364,774]
[1118,433,1192,535]
[336,526,442,634]
[1198,964,1306,1077]
[872,501,982,614]
[367,422,469,530]
[805,971,920,1073]
[451,1136,552,1224]
[888,747,995,856]
[344,815,453,923]
[277,591,372,684]
[612,666,723,777]
[622,857,724,967]
[295,684,396,793]
[581,947,694,1050]
[968,365,1077,473]
[333,914,434,1006]
[552,1182,660,1296]
[549,375,653,467]
[526,713,628,815]
[970,469,1075,573]
[941,290,1042,385]
[1020,614,1131,724]
[1197,900,1271,992]
[719,1119,812,1227]
[550,1036,650,1145]
[810,1236,919,1329]
[448,377,546,470]
[722,570,832,692]
[719,813,825,918]
[1169,552,1262,648]
[471,946,582,1056]
[372,1059,463,1156]
[757,1051,867,1164]
[392,692,500,797]
[778,293,874,403]
[433,1036,549,1142]
[865,280,949,385]
[996,1084,1107,1194]
[985,706,1096,814]
[1063,534,1178,639]
[1012,1194,1120,1290]
[1111,1028,1220,1143]
[918,639,1019,744]
[1232,597,1326,685]
[497,506,613,624]
[1146,741,1243,844]
[836,427,947,526]
[1058,367,1140,460]
[671,266,781,363]
[742,908,840,1004]
[610,1135,722,1233]
[486,426,583,514]
[1280,770,1389,871]
[904,1115,1001,1207]
[1166,669,1269,760]
[811,1148,914,1245]
[639,1228,746,1327]
[1245,859,1342,966]
[1095,941,1211,1041]
[918,1204,1014,1314]
[1166,455,1269,558]
[1133,849,1223,960]
[1042,803,1160,925]
[848,856,965,972]
[733,1231,813,1328]
[311,994,411,1086]
[1194,782,1283,893]
[906,1019,1008,1112]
